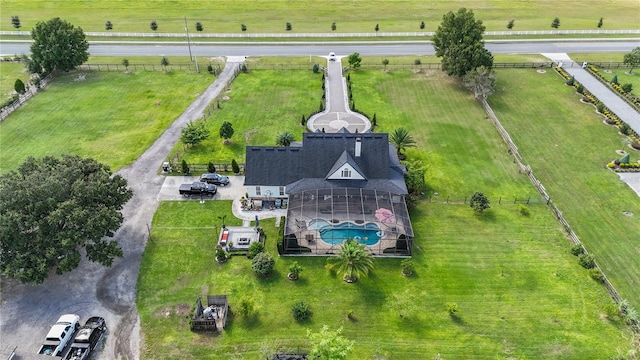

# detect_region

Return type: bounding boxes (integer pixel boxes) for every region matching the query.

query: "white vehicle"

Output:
[329,52,336,61]
[38,314,80,356]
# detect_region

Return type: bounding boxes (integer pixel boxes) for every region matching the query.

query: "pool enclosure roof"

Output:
[285,187,413,238]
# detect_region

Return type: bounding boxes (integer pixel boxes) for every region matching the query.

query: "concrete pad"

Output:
[617,172,640,197]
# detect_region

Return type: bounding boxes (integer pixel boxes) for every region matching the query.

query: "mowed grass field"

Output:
[168,67,323,166]
[0,69,213,173]
[1,0,639,33]
[489,69,640,311]
[139,201,633,359]
[140,66,636,358]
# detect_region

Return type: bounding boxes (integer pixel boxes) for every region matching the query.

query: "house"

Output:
[244,130,413,256]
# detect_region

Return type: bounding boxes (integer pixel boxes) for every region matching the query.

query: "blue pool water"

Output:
[309,219,382,245]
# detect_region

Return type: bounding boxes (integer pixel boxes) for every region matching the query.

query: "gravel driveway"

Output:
[0,58,245,360]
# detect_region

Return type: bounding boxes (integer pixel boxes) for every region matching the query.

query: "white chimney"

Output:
[355,137,361,157]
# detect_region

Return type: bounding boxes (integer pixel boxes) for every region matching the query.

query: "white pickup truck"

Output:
[38,314,80,356]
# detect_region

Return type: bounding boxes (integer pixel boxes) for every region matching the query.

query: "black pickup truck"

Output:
[63,317,106,360]
[179,182,217,197]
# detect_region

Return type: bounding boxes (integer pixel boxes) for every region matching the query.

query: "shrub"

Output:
[285,22,292,31]
[578,253,596,269]
[414,59,421,66]
[589,268,604,283]
[611,74,619,85]
[288,261,303,280]
[312,63,319,73]
[207,64,213,74]
[248,241,264,259]
[596,102,605,113]
[576,84,584,94]
[621,83,633,93]
[565,75,575,86]
[346,309,355,320]
[292,301,311,321]
[241,64,248,73]
[620,123,631,135]
[181,159,190,175]
[446,302,459,315]
[571,244,584,256]
[207,161,216,173]
[507,19,515,29]
[607,162,616,168]
[401,259,414,276]
[231,159,240,174]
[251,252,275,276]
[470,192,490,213]
[237,296,256,317]
[14,79,26,94]
[517,204,530,216]
[215,247,227,262]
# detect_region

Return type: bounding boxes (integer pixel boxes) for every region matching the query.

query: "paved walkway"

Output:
[307,55,370,133]
[542,53,640,135]
[543,53,640,196]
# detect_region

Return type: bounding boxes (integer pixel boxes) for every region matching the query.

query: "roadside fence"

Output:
[3,29,639,38]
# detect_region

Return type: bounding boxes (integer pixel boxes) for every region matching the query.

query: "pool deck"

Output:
[292,218,404,255]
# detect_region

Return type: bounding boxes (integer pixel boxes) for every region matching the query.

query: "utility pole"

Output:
[184,16,193,61]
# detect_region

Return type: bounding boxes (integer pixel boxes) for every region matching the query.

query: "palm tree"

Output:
[276,131,295,147]
[336,239,374,283]
[390,128,416,159]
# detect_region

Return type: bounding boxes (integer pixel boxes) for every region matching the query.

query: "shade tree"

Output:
[0,155,132,284]
[432,8,493,77]
[29,18,89,74]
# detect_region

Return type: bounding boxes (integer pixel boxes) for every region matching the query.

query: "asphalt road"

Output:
[1,40,639,57]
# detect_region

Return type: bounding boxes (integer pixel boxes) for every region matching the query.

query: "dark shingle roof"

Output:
[244,132,407,194]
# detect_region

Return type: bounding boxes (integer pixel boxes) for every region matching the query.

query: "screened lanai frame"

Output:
[283,188,413,256]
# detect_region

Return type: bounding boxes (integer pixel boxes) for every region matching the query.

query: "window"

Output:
[279,186,285,196]
[341,168,351,178]
[256,186,261,196]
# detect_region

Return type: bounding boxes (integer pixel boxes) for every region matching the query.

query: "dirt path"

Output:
[0,58,244,360]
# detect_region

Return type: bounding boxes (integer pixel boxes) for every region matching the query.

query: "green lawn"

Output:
[167,69,322,166]
[1,0,639,33]
[0,69,213,173]
[489,69,640,310]
[139,201,632,359]
[0,61,31,99]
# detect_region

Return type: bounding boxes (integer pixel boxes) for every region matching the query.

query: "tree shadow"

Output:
[450,313,465,325]
[476,210,496,222]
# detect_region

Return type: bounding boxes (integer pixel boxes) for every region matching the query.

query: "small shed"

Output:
[191,295,229,332]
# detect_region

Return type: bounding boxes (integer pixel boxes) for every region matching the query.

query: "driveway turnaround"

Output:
[307,55,370,133]
[0,57,245,360]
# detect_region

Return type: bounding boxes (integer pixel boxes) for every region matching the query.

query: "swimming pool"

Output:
[309,219,382,245]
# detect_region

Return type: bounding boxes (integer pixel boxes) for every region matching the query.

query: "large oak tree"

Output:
[0,155,132,284]
[29,17,89,74]
[432,8,493,77]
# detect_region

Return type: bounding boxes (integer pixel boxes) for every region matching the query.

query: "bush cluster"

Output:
[292,301,311,321]
[586,65,640,108]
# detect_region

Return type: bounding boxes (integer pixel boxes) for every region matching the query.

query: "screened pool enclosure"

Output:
[283,188,413,256]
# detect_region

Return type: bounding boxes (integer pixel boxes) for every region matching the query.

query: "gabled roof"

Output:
[244,131,407,194]
[325,150,366,180]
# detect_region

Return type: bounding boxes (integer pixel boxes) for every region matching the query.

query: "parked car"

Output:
[329,52,336,61]
[38,314,80,356]
[64,317,106,360]
[199,173,230,186]
[179,182,217,197]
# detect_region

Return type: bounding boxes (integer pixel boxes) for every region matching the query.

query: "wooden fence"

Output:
[0,73,52,121]
[480,97,638,332]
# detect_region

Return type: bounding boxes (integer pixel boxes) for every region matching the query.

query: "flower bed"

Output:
[554,66,640,172]
[586,65,640,109]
